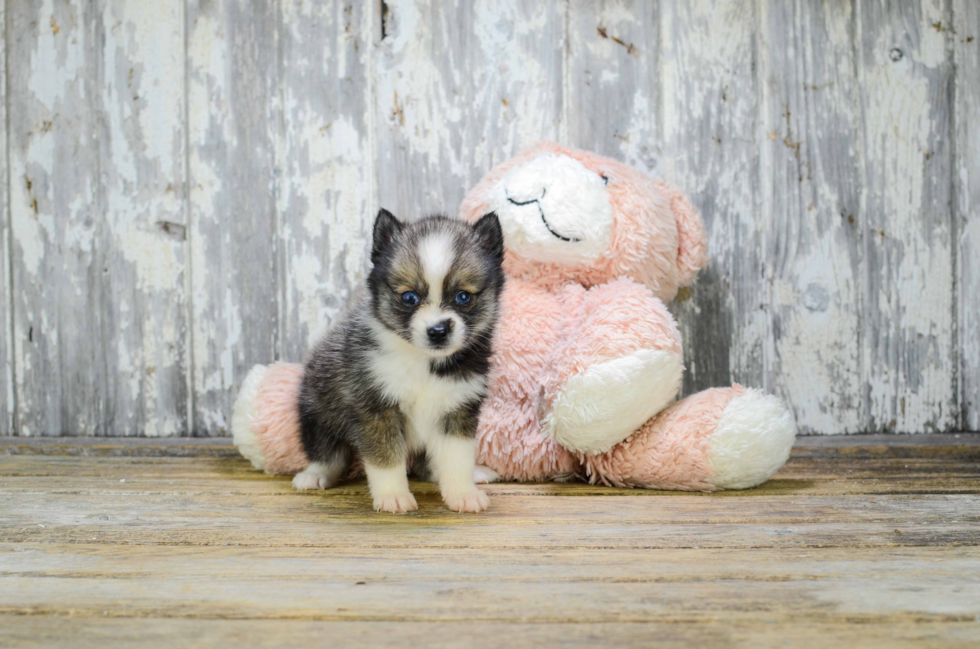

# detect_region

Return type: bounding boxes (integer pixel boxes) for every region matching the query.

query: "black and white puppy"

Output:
[294,209,504,513]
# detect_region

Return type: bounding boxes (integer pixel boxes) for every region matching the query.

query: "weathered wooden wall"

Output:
[1,0,976,436]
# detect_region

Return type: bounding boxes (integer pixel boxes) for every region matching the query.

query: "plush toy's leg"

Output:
[540,278,684,455]
[231,362,309,475]
[476,398,581,483]
[582,385,796,491]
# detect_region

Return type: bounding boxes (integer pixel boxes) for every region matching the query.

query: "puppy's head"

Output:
[368,209,504,358]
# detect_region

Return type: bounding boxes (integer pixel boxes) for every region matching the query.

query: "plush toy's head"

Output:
[459,143,707,301]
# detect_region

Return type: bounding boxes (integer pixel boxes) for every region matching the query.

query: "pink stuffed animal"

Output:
[232,143,796,491]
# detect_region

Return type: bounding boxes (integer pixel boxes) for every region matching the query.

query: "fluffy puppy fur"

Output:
[294,209,505,513]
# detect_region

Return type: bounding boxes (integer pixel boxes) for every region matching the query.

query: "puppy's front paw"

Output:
[373,492,418,514]
[443,489,490,513]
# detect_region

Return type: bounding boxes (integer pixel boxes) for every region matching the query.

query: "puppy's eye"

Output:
[454,290,473,306]
[600,174,609,185]
[401,291,420,306]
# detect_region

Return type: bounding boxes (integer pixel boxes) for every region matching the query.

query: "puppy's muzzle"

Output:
[426,320,453,346]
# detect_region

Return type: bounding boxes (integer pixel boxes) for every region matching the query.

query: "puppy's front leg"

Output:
[431,403,489,513]
[359,408,417,514]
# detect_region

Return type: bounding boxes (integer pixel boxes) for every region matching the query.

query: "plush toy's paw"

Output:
[442,489,490,513]
[707,389,797,490]
[473,465,500,484]
[373,492,419,514]
[542,349,683,454]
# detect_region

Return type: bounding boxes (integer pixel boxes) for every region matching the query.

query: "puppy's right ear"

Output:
[372,208,403,264]
[474,212,504,263]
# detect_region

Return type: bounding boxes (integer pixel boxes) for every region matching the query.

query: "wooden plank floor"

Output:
[1,436,978,648]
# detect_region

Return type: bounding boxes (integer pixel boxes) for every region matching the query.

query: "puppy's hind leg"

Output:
[293,456,348,491]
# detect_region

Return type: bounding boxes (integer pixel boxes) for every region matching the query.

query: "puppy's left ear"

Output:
[372,208,403,264]
[473,212,504,262]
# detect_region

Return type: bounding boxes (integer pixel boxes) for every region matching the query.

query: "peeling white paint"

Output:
[3,0,975,437]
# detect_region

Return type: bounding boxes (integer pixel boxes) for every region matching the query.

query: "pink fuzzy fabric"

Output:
[538,278,683,432]
[582,385,745,491]
[251,362,309,475]
[241,144,787,492]
[459,143,733,489]
[459,142,707,301]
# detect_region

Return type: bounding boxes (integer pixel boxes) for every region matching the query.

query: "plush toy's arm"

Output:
[539,278,684,455]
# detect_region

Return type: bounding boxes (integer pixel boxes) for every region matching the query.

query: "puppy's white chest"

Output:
[369,350,484,444]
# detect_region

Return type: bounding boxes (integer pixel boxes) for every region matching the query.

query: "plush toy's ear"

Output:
[473,212,504,262]
[371,208,403,264]
[657,182,707,286]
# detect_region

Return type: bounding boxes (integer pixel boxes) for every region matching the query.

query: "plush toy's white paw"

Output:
[443,489,490,513]
[707,389,797,490]
[542,349,683,455]
[373,492,419,514]
[473,465,500,484]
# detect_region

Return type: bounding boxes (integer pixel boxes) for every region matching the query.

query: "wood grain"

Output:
[954,0,980,430]
[0,0,10,435]
[566,0,661,173]
[1,617,977,649]
[858,0,955,433]
[0,447,978,647]
[660,0,766,395]
[6,1,187,437]
[99,0,188,437]
[761,1,865,434]
[374,0,564,216]
[277,0,374,360]
[8,1,105,436]
[0,1,977,436]
[186,0,280,434]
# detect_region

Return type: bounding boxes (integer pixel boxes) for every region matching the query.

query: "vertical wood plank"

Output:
[374,0,565,217]
[99,0,188,436]
[660,0,766,395]
[954,0,980,431]
[8,1,106,435]
[0,0,11,434]
[858,0,955,432]
[187,0,279,434]
[278,1,373,359]
[565,0,661,174]
[760,1,865,433]
[8,0,187,437]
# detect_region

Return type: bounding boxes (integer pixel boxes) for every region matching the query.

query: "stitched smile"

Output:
[505,189,582,243]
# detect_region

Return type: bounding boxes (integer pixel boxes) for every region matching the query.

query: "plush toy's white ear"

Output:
[656,181,707,286]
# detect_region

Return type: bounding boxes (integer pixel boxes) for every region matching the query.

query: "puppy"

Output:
[294,209,504,513]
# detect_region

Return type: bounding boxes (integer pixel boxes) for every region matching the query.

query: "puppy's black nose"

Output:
[426,320,452,344]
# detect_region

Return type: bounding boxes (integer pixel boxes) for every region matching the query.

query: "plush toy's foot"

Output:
[706,388,797,489]
[231,363,310,476]
[541,348,682,454]
[583,385,796,491]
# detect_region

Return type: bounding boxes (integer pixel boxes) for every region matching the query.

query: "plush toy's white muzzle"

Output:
[487,153,613,265]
